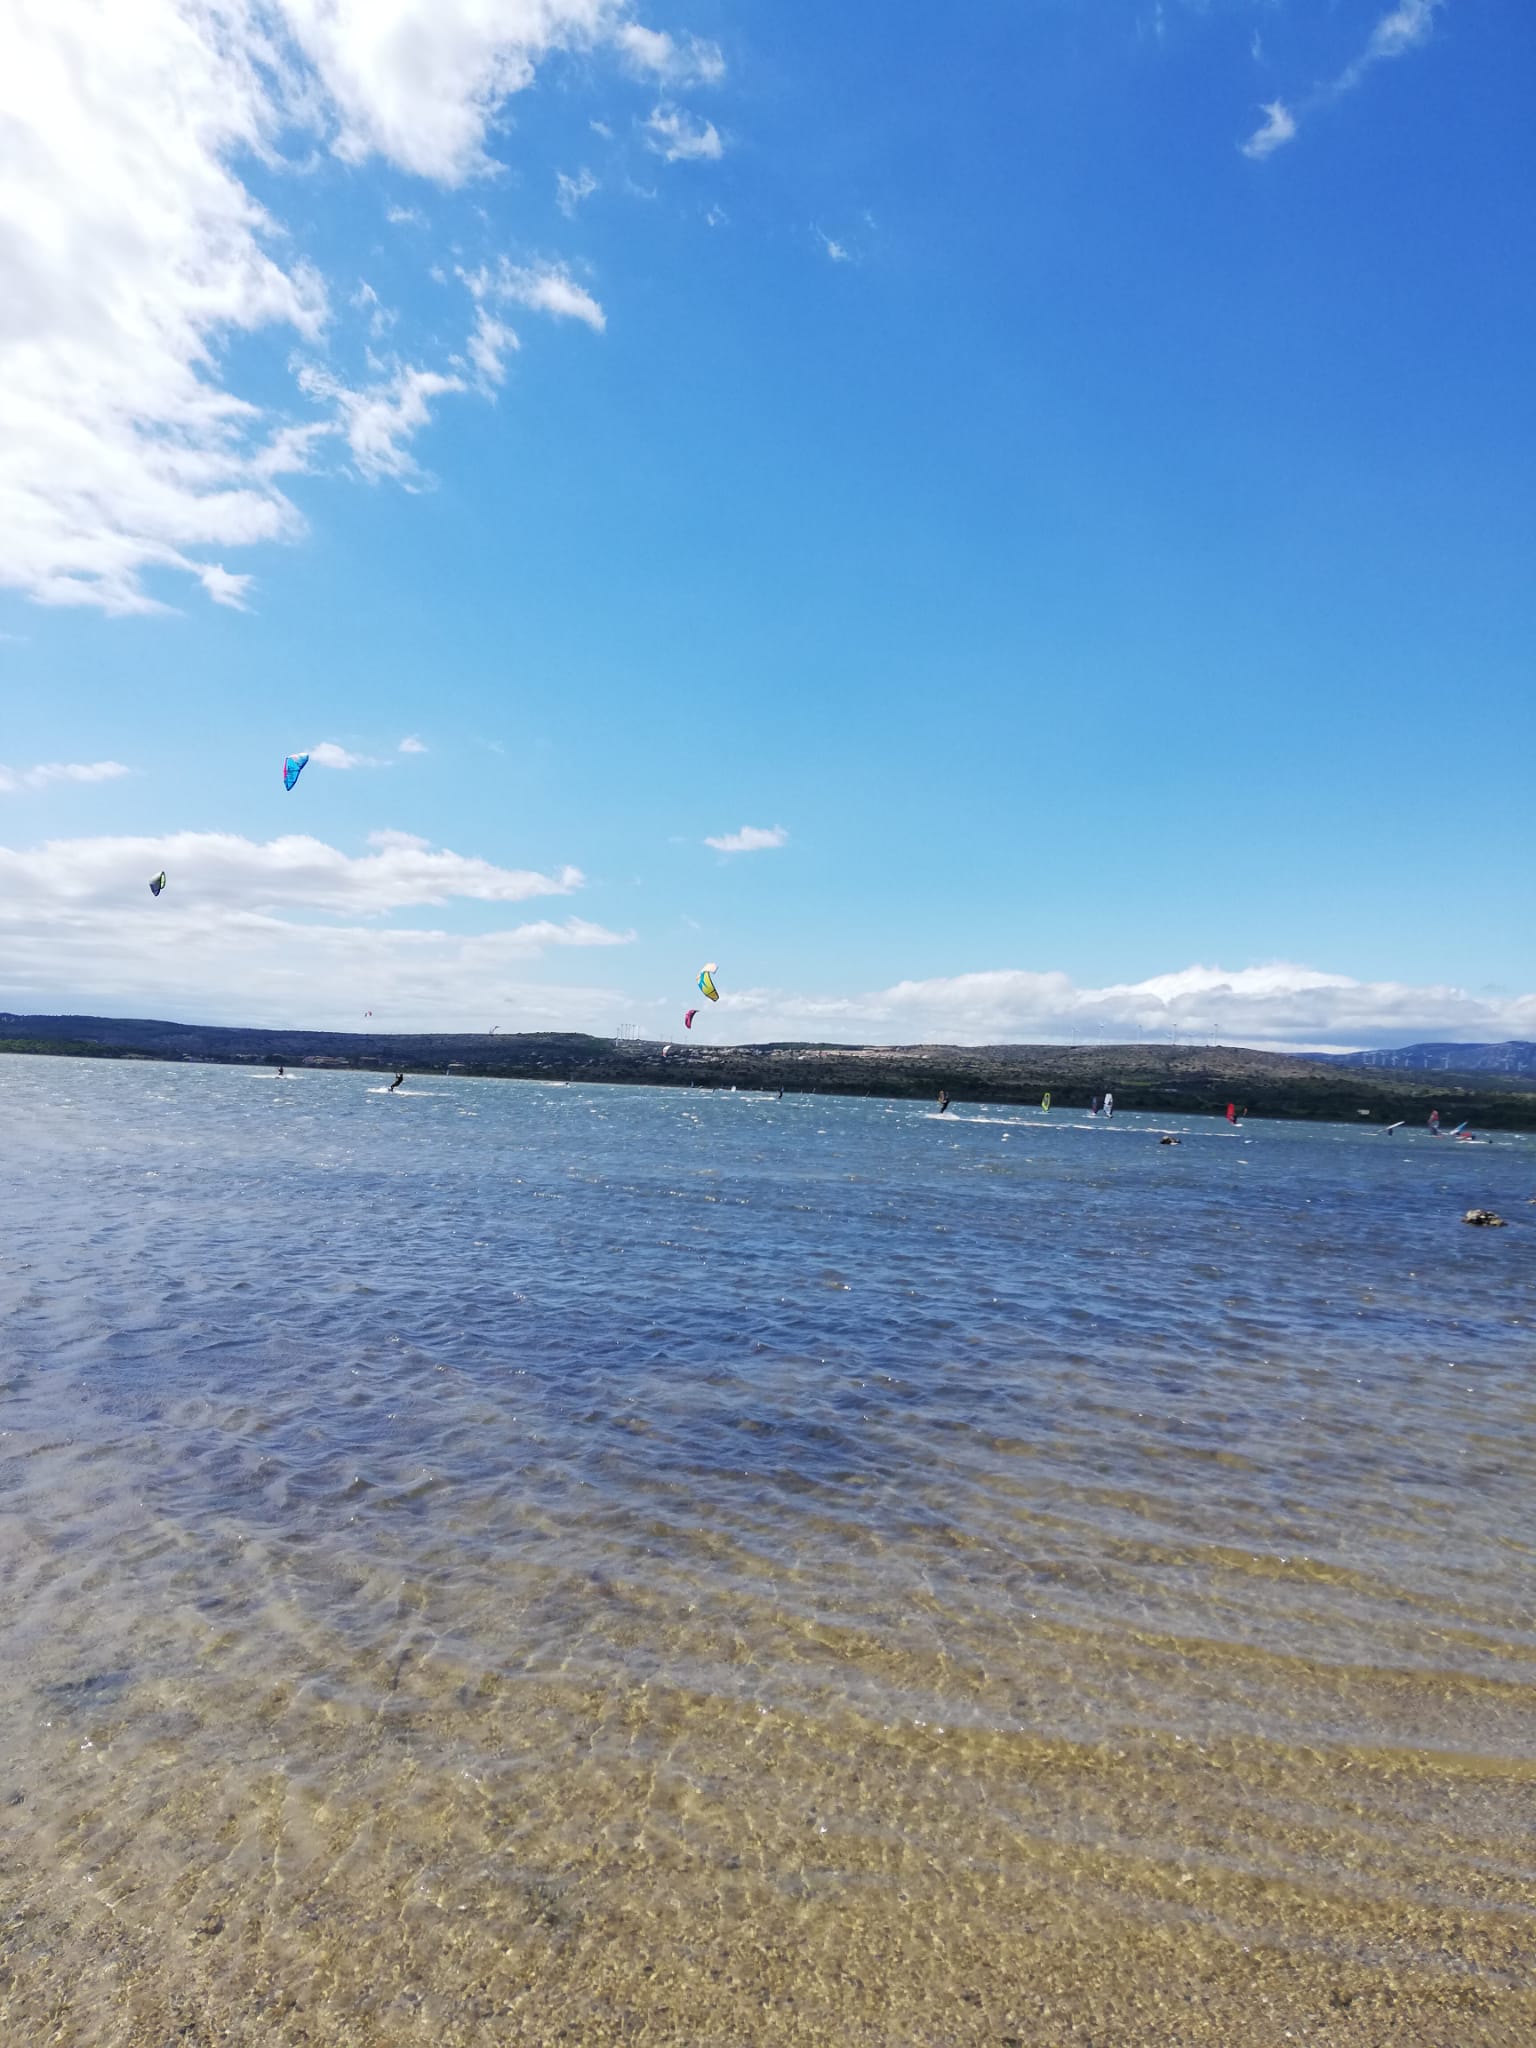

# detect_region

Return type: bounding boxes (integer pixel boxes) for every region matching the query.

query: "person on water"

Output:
[276,1064,285,1078]
[1104,1090,1114,1118]
[1091,1095,1100,1116]
[388,1072,404,1092]
[937,1089,950,1115]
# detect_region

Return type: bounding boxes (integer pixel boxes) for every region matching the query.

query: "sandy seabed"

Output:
[4,1630,1534,2048]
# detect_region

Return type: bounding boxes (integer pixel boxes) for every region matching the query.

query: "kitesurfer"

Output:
[937,1089,950,1115]
[389,1072,404,1092]
[276,1064,285,1078]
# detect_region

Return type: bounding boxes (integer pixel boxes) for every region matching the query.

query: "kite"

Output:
[149,872,167,898]
[283,754,309,791]
[698,963,719,1002]
[662,1044,673,1057]
[684,1009,698,1029]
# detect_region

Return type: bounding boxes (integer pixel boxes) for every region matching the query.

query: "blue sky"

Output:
[1,0,1531,1048]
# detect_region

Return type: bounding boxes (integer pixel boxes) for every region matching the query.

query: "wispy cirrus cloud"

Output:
[704,824,788,854]
[0,760,130,794]
[615,24,725,87]
[556,166,599,217]
[461,259,607,334]
[644,104,723,163]
[1240,100,1297,161]
[1240,0,1446,160]
[397,735,428,755]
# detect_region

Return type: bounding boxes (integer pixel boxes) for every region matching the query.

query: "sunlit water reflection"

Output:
[1,1057,1533,2043]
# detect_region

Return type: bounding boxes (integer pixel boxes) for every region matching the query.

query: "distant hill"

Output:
[1326,1041,1536,1077]
[4,1011,1536,1127]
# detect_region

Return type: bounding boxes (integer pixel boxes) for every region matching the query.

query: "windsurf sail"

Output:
[1103,1091,1114,1118]
[1041,1092,1051,1112]
[1226,1102,1237,1124]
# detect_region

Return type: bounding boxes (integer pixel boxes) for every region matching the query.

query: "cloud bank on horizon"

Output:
[0,827,1528,1052]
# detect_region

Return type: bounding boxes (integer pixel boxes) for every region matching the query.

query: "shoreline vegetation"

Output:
[5,1010,1536,1128]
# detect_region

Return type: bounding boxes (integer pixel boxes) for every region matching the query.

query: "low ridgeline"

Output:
[4,1013,1536,1129]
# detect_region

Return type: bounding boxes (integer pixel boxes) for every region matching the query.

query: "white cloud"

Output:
[461,259,607,332]
[296,361,467,482]
[615,24,724,86]
[305,741,385,769]
[696,962,1536,1055]
[0,1,695,615]
[0,761,131,794]
[350,278,397,339]
[556,166,599,216]
[0,1,329,616]
[644,104,723,163]
[1244,0,1446,160]
[385,203,423,226]
[0,828,630,1028]
[465,306,521,387]
[397,735,428,754]
[275,0,624,184]
[1353,0,1443,76]
[816,229,852,263]
[1240,99,1297,159]
[0,829,584,915]
[703,824,788,854]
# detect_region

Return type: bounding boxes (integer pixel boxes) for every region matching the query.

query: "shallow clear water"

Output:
[2,1056,1534,2044]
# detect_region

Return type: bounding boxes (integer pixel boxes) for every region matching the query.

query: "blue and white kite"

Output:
[283,754,309,792]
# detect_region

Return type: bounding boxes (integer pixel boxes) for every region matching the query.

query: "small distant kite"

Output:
[149,872,167,898]
[698,963,719,1002]
[365,1010,372,1018]
[662,1043,673,1057]
[283,754,309,791]
[684,1009,698,1029]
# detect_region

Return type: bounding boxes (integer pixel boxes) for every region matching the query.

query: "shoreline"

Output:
[4,1011,1536,1127]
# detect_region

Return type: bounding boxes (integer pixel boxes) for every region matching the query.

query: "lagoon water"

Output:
[1,1054,1534,2045]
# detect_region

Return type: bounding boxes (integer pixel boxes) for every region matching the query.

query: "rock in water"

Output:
[1463,1209,1507,1228]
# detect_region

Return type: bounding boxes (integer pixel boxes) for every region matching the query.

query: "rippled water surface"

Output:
[2,1055,1534,2045]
